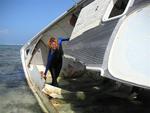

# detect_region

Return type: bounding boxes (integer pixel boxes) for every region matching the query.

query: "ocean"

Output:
[0,45,43,113]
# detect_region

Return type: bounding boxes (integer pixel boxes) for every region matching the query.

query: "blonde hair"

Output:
[48,37,58,49]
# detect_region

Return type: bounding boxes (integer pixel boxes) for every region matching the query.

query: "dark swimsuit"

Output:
[44,38,69,86]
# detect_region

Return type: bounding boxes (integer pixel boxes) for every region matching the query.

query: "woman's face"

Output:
[51,41,58,50]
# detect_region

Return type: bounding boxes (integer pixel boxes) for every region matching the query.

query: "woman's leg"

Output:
[53,60,62,86]
[55,61,62,78]
[49,67,57,86]
[50,57,62,86]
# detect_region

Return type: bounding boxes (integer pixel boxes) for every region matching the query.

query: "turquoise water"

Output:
[0,45,43,113]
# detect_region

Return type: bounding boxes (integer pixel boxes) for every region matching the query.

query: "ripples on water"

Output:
[0,45,43,113]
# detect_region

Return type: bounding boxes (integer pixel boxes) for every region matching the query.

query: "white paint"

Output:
[108,5,150,87]
[102,0,134,22]
[86,66,104,76]
[70,0,110,40]
[64,54,76,61]
[20,47,50,113]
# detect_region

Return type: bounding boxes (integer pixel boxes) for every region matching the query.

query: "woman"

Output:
[41,37,69,86]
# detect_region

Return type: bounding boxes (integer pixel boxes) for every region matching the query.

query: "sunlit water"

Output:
[0,45,43,113]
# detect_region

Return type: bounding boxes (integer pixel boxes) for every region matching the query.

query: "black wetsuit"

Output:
[44,38,69,86]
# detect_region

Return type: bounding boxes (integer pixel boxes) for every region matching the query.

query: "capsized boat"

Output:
[21,0,150,112]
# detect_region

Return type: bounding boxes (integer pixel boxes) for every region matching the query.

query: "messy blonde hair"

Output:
[48,37,58,49]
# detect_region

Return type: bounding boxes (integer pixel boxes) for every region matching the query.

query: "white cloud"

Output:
[0,29,9,35]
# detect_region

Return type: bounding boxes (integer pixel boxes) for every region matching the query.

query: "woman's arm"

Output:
[58,37,69,45]
[61,38,69,41]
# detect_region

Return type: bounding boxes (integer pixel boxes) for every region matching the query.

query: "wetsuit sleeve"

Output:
[44,50,54,75]
[61,38,69,41]
[58,37,69,45]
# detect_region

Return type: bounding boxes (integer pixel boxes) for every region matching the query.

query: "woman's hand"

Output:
[40,71,44,76]
[40,71,47,80]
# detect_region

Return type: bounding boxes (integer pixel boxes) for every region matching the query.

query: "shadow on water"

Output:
[0,45,43,113]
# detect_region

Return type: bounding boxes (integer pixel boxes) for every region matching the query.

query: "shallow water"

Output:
[0,45,43,113]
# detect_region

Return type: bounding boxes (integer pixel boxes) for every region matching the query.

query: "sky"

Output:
[0,0,78,45]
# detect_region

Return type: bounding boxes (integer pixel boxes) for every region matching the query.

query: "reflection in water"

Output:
[0,45,43,113]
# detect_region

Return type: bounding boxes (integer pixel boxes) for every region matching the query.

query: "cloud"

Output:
[0,29,9,35]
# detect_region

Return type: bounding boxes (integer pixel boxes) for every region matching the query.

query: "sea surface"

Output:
[0,45,43,113]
